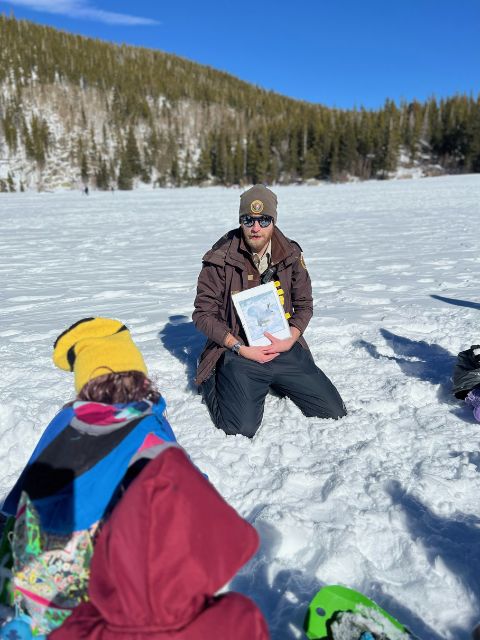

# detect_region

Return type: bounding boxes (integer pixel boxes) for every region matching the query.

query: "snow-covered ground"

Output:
[1,175,480,639]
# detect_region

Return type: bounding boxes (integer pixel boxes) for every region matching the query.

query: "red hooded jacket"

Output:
[49,446,269,639]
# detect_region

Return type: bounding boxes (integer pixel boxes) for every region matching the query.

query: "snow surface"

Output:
[1,175,480,639]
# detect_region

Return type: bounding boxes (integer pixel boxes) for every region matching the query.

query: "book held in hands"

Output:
[232,281,291,346]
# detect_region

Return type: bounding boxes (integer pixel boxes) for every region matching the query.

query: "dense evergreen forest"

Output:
[0,14,479,191]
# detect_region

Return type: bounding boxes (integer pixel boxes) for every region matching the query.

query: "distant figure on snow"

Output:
[83,186,89,195]
[193,184,346,438]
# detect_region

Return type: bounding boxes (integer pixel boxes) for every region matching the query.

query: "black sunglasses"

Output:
[240,214,273,228]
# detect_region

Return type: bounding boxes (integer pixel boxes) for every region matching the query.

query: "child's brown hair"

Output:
[77,371,161,404]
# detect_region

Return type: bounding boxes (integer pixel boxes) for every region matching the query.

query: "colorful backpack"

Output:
[10,492,96,636]
[0,516,14,607]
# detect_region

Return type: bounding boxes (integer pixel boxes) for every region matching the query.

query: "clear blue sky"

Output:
[0,0,478,109]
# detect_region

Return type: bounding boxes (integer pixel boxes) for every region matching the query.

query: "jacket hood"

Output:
[86,447,259,632]
[71,399,155,431]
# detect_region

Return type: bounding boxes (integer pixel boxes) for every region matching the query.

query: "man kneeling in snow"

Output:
[193,184,346,438]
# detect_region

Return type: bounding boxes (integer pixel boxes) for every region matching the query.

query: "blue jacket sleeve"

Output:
[1,407,74,516]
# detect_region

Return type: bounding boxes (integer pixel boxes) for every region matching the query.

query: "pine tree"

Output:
[80,153,89,185]
[232,139,246,185]
[212,132,229,184]
[327,134,340,181]
[195,140,212,183]
[117,155,133,190]
[245,136,258,183]
[357,109,375,178]
[302,149,319,180]
[338,119,358,177]
[170,156,180,186]
[95,155,110,189]
[2,103,18,153]
[469,98,480,172]
[181,149,192,185]
[403,100,423,161]
[7,172,15,192]
[30,115,49,166]
[125,126,142,177]
[376,101,401,177]
[23,120,35,162]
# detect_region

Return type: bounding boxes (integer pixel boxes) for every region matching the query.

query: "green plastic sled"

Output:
[304,584,408,639]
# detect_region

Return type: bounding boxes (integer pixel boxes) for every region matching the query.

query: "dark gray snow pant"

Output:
[201,343,346,438]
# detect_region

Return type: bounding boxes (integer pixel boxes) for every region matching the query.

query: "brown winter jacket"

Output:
[193,226,313,385]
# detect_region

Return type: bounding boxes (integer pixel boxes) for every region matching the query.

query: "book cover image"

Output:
[232,282,291,346]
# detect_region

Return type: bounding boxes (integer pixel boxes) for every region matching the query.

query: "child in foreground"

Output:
[0,317,268,639]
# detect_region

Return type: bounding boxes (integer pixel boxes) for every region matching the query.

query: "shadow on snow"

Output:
[231,514,444,640]
[431,294,480,311]
[387,480,480,639]
[353,328,458,407]
[158,315,205,392]
[230,518,322,640]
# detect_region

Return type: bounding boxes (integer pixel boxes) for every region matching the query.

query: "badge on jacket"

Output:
[300,253,307,270]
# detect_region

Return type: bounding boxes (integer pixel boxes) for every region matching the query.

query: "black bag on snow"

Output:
[452,344,480,399]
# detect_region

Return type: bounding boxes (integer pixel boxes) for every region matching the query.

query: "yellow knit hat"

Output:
[53,318,148,393]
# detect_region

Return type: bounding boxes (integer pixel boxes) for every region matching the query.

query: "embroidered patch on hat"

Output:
[250,199,264,214]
